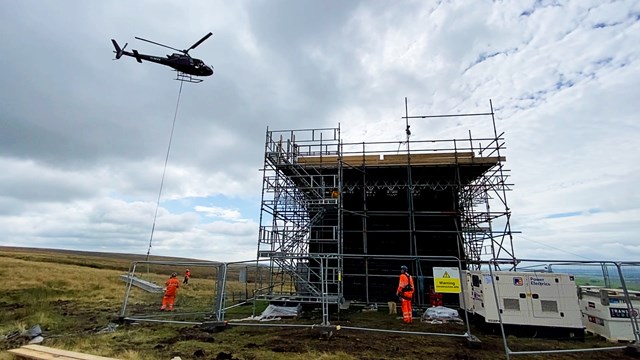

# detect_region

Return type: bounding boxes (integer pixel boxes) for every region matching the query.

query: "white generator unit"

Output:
[578,286,640,342]
[460,270,583,331]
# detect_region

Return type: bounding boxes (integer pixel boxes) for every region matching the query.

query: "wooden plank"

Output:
[342,155,381,166]
[9,345,118,360]
[382,152,474,162]
[379,155,504,165]
[296,155,339,164]
[296,155,380,166]
[469,156,506,164]
[23,345,117,360]
[8,347,75,360]
[295,153,504,167]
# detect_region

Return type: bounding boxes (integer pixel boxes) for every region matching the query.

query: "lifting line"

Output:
[145,80,184,262]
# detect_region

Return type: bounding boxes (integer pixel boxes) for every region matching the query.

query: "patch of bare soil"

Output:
[161,327,216,344]
[1,331,31,351]
[228,320,638,360]
[0,301,24,311]
[1,299,109,351]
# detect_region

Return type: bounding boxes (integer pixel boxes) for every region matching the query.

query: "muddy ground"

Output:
[153,321,638,360]
[2,294,638,359]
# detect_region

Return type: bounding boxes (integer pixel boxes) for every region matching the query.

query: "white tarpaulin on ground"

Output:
[258,305,300,320]
[232,304,301,322]
[422,306,461,322]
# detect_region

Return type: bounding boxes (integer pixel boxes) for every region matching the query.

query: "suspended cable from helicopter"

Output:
[109,33,213,260]
[145,80,184,262]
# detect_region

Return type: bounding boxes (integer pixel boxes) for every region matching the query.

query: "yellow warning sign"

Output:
[433,267,461,293]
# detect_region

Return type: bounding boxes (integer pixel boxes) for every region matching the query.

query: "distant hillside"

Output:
[0,246,223,274]
[0,246,214,263]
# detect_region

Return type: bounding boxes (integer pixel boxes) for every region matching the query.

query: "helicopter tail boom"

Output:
[131,49,143,63]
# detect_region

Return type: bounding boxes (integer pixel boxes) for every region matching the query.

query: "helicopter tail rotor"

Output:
[111,39,127,59]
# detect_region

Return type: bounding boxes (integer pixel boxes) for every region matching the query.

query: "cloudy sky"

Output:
[1,0,639,263]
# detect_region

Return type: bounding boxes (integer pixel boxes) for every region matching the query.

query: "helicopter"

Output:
[111,32,214,82]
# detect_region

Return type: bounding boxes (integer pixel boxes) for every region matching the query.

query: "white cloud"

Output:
[195,205,247,222]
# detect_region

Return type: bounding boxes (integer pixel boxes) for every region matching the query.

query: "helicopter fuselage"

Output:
[122,49,213,76]
[111,35,214,79]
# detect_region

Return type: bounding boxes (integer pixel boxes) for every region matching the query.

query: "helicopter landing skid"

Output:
[175,71,203,83]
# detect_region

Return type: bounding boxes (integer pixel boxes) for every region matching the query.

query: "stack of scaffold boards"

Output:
[119,274,164,293]
[8,344,118,360]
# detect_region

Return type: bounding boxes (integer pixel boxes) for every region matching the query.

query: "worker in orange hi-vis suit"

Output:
[183,268,191,285]
[161,272,180,311]
[396,265,415,323]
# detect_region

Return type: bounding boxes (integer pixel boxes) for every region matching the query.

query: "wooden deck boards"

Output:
[8,345,118,360]
[295,152,504,167]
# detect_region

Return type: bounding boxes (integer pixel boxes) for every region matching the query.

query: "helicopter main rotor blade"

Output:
[135,36,183,53]
[185,32,213,53]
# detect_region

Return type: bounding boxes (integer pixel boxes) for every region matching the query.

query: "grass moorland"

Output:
[0,246,637,360]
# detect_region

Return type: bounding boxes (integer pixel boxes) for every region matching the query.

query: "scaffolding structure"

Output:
[257,127,342,304]
[256,100,515,306]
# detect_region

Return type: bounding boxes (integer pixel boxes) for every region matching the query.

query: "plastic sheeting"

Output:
[28,325,42,338]
[232,304,301,322]
[258,304,300,320]
[422,306,462,323]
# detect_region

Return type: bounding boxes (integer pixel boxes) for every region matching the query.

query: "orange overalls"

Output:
[161,277,180,311]
[397,273,415,323]
[183,270,191,285]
